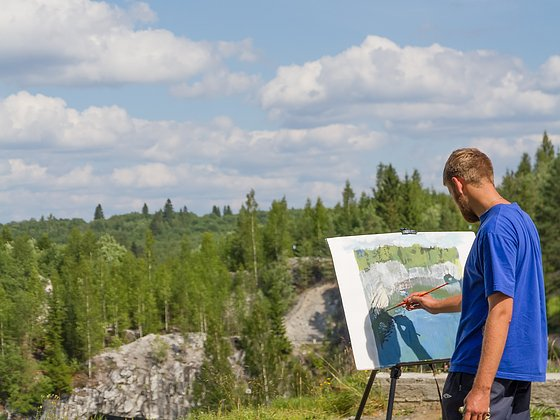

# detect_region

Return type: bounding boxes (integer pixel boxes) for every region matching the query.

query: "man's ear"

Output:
[451,176,465,195]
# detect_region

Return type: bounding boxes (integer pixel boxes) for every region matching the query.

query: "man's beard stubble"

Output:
[456,193,480,224]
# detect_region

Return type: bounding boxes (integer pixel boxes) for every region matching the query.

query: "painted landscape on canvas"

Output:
[327,232,475,370]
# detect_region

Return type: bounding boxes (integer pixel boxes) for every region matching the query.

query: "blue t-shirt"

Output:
[449,203,548,382]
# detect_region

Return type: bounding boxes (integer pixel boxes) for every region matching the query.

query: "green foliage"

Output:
[193,321,240,412]
[149,336,169,365]
[94,204,105,221]
[530,405,560,419]
[374,163,403,231]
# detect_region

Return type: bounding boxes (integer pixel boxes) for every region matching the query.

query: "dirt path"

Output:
[284,282,338,347]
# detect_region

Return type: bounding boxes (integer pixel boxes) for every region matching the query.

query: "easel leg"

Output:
[386,365,402,420]
[354,370,378,420]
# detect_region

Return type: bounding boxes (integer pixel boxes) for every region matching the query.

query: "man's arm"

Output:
[404,293,462,314]
[462,292,513,420]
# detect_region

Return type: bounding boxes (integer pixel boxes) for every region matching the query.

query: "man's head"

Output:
[443,148,495,223]
[442,148,494,188]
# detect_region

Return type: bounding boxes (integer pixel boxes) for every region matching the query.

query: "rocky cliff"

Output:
[42,333,206,420]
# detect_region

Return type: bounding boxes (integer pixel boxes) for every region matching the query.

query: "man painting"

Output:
[406,148,547,420]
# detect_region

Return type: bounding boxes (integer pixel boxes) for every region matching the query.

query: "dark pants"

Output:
[442,372,531,420]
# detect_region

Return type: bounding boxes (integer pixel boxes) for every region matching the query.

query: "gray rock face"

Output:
[43,333,206,420]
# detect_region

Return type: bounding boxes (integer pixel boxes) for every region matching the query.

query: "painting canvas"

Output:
[327,231,475,370]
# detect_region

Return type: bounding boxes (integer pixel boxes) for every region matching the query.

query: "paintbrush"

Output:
[386,280,451,311]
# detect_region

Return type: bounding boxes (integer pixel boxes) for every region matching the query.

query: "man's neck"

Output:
[466,182,510,217]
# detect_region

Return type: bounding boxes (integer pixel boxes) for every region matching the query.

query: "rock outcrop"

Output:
[42,333,205,420]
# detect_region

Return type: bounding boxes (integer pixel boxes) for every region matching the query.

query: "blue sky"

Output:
[1,0,559,223]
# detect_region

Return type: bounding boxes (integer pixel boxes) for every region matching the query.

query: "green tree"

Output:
[263,197,292,263]
[237,189,260,286]
[357,192,385,234]
[150,211,164,235]
[42,277,73,395]
[401,170,426,231]
[333,180,361,235]
[535,152,560,331]
[211,205,221,217]
[193,319,238,412]
[499,153,537,217]
[241,291,291,404]
[142,203,149,217]
[163,199,174,224]
[374,163,403,231]
[223,205,233,216]
[94,204,105,220]
[293,198,315,256]
[313,197,333,255]
[59,229,104,377]
[97,234,129,341]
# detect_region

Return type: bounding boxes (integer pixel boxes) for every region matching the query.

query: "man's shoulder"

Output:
[482,203,534,231]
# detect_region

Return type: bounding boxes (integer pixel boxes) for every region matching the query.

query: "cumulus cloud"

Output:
[56,164,98,188]
[112,163,178,188]
[260,35,560,126]
[0,159,48,185]
[470,136,549,159]
[538,56,560,92]
[0,0,257,93]
[171,71,262,98]
[0,91,136,148]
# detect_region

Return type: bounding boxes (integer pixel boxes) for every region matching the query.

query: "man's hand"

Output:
[404,293,441,314]
[462,386,491,420]
[404,293,462,314]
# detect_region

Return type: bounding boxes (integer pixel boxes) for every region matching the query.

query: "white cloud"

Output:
[0,0,256,90]
[260,35,560,125]
[56,164,97,188]
[0,91,136,148]
[538,56,560,92]
[112,163,178,188]
[0,159,48,186]
[471,136,553,159]
[171,71,262,98]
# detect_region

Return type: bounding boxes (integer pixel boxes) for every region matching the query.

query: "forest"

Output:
[0,134,558,417]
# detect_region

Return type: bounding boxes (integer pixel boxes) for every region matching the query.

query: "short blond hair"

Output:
[443,148,494,186]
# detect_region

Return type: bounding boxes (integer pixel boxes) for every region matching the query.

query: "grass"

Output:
[190,398,339,419]
[190,369,385,419]
[531,405,560,419]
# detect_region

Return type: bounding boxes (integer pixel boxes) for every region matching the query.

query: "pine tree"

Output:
[535,152,560,331]
[211,205,221,217]
[142,203,149,216]
[193,319,238,411]
[163,199,174,224]
[374,163,403,231]
[263,197,292,262]
[333,180,361,235]
[312,197,333,256]
[499,153,537,217]
[401,170,426,230]
[294,198,315,256]
[357,191,385,234]
[241,290,292,404]
[94,204,105,220]
[223,205,233,216]
[150,211,164,235]
[42,278,73,395]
